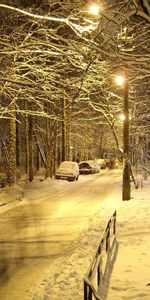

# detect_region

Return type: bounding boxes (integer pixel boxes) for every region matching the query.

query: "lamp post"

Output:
[115,73,131,201]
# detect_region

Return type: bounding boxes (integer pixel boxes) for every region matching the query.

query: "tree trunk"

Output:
[28,115,34,182]
[66,105,71,161]
[25,114,29,176]
[45,110,51,178]
[8,108,17,186]
[62,95,67,161]
[53,124,57,175]
[36,145,40,171]
[16,120,21,178]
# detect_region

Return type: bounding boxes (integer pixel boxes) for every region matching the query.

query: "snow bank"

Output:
[31,178,150,300]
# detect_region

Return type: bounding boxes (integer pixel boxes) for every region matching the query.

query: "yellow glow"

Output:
[115,75,125,86]
[119,114,125,121]
[88,4,100,15]
[119,114,131,121]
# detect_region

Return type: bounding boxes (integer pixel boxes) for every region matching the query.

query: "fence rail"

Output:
[83,210,117,300]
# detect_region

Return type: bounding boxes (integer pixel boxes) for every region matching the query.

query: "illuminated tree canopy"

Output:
[0,0,149,184]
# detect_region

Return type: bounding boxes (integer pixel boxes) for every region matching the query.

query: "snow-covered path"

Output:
[32,174,150,300]
[0,170,121,300]
[1,170,149,300]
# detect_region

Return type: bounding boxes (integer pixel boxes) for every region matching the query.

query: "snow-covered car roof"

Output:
[59,161,78,169]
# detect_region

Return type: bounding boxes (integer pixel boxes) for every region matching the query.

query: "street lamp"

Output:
[119,114,125,121]
[115,72,131,201]
[115,75,125,86]
[88,4,100,15]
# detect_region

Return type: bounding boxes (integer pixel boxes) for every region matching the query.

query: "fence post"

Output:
[106,222,110,252]
[97,257,102,286]
[89,286,92,300]
[84,281,87,300]
[113,211,117,235]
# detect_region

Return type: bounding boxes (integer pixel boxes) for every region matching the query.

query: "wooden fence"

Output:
[83,210,117,300]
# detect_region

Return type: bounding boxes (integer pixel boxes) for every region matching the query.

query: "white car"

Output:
[55,161,79,182]
[79,161,95,175]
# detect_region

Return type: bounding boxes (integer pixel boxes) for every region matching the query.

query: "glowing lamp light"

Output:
[119,114,131,121]
[115,75,125,86]
[88,4,100,15]
[119,114,125,121]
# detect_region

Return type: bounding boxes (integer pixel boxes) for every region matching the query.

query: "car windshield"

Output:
[79,163,91,168]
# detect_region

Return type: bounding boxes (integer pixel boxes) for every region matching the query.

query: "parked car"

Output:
[93,163,101,173]
[96,159,107,170]
[79,161,95,175]
[89,161,100,173]
[55,161,79,182]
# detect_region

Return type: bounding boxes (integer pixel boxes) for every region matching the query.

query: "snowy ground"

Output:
[0,170,150,300]
[31,174,150,300]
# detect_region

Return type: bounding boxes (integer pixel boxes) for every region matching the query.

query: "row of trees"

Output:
[0,0,150,185]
